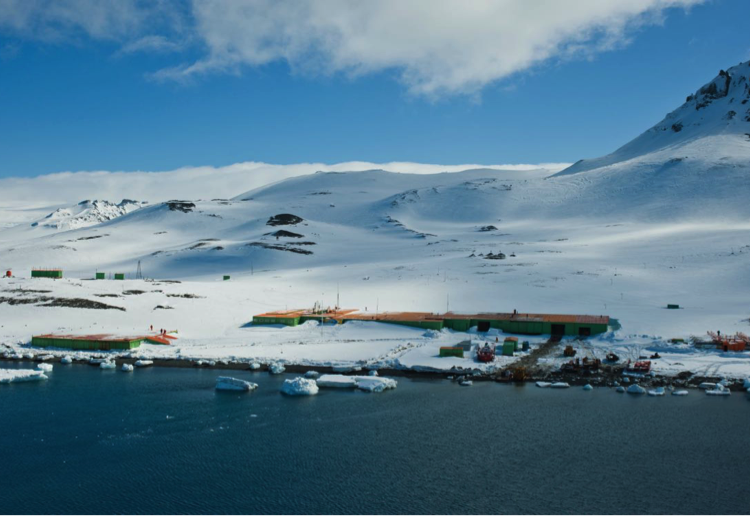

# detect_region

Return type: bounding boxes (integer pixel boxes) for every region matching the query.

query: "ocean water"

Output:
[1,362,748,515]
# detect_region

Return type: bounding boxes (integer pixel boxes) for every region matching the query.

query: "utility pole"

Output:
[135,260,143,280]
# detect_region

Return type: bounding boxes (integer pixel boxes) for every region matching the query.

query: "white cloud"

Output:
[0,0,703,97]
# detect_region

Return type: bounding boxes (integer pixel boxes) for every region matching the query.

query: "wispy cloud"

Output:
[0,0,704,97]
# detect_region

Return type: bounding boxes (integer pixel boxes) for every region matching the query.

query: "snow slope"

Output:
[0,62,748,377]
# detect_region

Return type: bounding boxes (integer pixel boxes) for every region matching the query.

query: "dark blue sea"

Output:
[1,361,748,515]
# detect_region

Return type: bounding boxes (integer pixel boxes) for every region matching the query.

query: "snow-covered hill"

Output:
[32,199,145,231]
[0,62,749,374]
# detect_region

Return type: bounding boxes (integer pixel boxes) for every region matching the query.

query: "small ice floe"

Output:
[648,387,665,397]
[280,377,319,396]
[672,390,689,396]
[37,354,54,362]
[368,370,379,377]
[134,360,153,367]
[249,362,261,370]
[698,382,716,390]
[268,362,285,374]
[317,374,398,392]
[36,363,53,372]
[332,365,352,373]
[583,384,593,391]
[459,379,473,386]
[627,384,646,395]
[622,377,631,384]
[616,386,626,393]
[317,375,358,388]
[216,376,258,392]
[357,377,397,393]
[100,361,116,370]
[304,370,320,379]
[550,382,570,389]
[89,357,109,365]
[121,364,134,372]
[535,381,552,388]
[742,378,750,390]
[705,384,731,396]
[60,356,73,365]
[0,369,48,384]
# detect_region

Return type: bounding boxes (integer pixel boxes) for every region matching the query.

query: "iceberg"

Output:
[121,363,134,372]
[216,376,258,392]
[616,386,626,393]
[316,374,358,388]
[583,384,593,391]
[316,374,398,392]
[36,363,53,372]
[60,356,73,365]
[89,357,109,365]
[627,384,646,395]
[134,360,153,367]
[280,377,319,396]
[705,384,731,396]
[100,361,116,369]
[0,369,48,384]
[550,382,570,389]
[268,362,285,374]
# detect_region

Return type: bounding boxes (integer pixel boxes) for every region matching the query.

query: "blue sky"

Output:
[0,0,748,178]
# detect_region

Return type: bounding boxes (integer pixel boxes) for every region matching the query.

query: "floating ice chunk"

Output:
[37,354,54,361]
[550,382,570,389]
[134,360,153,367]
[743,378,750,390]
[331,365,352,373]
[459,379,473,386]
[121,363,134,372]
[356,377,397,393]
[317,374,357,388]
[89,357,109,365]
[60,356,73,365]
[304,370,320,379]
[698,382,716,390]
[535,381,552,388]
[0,369,48,383]
[268,362,285,374]
[216,376,257,392]
[280,377,319,396]
[368,370,379,377]
[705,384,730,396]
[23,353,34,360]
[100,361,116,370]
[627,384,646,395]
[249,362,261,370]
[616,386,626,393]
[672,390,689,396]
[36,363,53,372]
[648,387,665,396]
[583,384,593,391]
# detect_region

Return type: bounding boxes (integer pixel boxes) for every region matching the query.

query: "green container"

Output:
[31,269,63,279]
[223,275,230,281]
[32,336,142,350]
[502,341,516,356]
[95,272,105,280]
[439,347,464,358]
[667,304,680,309]
[114,273,125,280]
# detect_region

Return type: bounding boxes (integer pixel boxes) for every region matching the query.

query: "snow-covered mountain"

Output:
[558,60,750,176]
[31,199,146,231]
